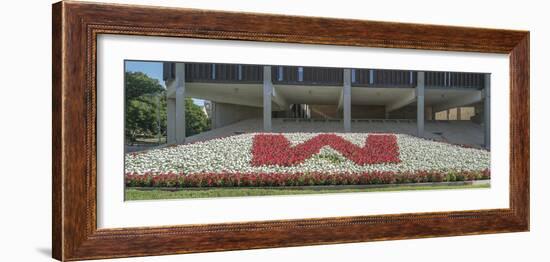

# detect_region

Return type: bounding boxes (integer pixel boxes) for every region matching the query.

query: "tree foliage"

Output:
[125,72,164,103]
[185,98,209,137]
[124,71,210,144]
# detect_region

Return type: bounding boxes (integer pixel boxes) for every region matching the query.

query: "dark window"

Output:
[238,65,243,80]
[162,62,175,81]
[369,69,375,84]
[211,64,216,80]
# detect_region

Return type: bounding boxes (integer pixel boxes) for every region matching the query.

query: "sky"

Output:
[125,60,205,106]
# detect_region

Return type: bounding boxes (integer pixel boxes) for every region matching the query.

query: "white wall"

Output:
[212,102,262,129]
[0,0,547,261]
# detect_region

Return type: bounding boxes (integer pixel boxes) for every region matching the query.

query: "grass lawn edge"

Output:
[125,180,490,200]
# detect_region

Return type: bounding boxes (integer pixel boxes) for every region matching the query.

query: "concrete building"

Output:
[163,62,490,149]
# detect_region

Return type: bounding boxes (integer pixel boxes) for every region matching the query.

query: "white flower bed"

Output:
[125,133,490,175]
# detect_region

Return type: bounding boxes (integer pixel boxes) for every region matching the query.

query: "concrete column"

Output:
[175,63,186,144]
[425,106,433,121]
[416,72,425,137]
[343,69,352,132]
[210,102,217,129]
[166,98,176,144]
[263,66,272,132]
[484,74,491,149]
[456,107,462,120]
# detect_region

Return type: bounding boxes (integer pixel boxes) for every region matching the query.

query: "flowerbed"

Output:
[125,132,490,187]
[251,133,400,166]
[125,169,490,188]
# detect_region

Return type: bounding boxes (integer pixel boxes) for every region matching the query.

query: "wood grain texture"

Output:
[509,35,530,226]
[52,2,63,260]
[52,1,530,261]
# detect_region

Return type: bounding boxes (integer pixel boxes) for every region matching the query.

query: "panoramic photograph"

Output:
[123,60,491,200]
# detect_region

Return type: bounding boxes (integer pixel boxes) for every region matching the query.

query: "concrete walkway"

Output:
[186,118,485,148]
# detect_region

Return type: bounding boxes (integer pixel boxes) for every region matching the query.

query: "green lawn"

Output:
[125,183,490,200]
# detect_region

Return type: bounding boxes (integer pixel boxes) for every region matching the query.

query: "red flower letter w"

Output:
[251,134,400,166]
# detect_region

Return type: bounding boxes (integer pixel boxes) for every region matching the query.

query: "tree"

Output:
[125,95,167,143]
[185,98,209,137]
[124,71,210,144]
[125,72,166,144]
[125,72,164,103]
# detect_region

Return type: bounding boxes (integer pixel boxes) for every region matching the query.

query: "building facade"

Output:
[163,62,490,148]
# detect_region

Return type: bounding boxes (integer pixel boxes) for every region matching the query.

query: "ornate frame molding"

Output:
[52,1,529,260]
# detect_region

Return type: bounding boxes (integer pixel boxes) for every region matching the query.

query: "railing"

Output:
[272,66,343,86]
[184,63,262,83]
[163,62,485,89]
[352,69,416,88]
[425,71,485,89]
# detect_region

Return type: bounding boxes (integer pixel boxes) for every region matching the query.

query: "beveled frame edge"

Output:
[52,1,529,261]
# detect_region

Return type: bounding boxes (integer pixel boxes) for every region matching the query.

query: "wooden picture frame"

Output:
[52,1,529,261]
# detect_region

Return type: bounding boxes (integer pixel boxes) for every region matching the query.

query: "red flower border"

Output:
[125,169,490,188]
